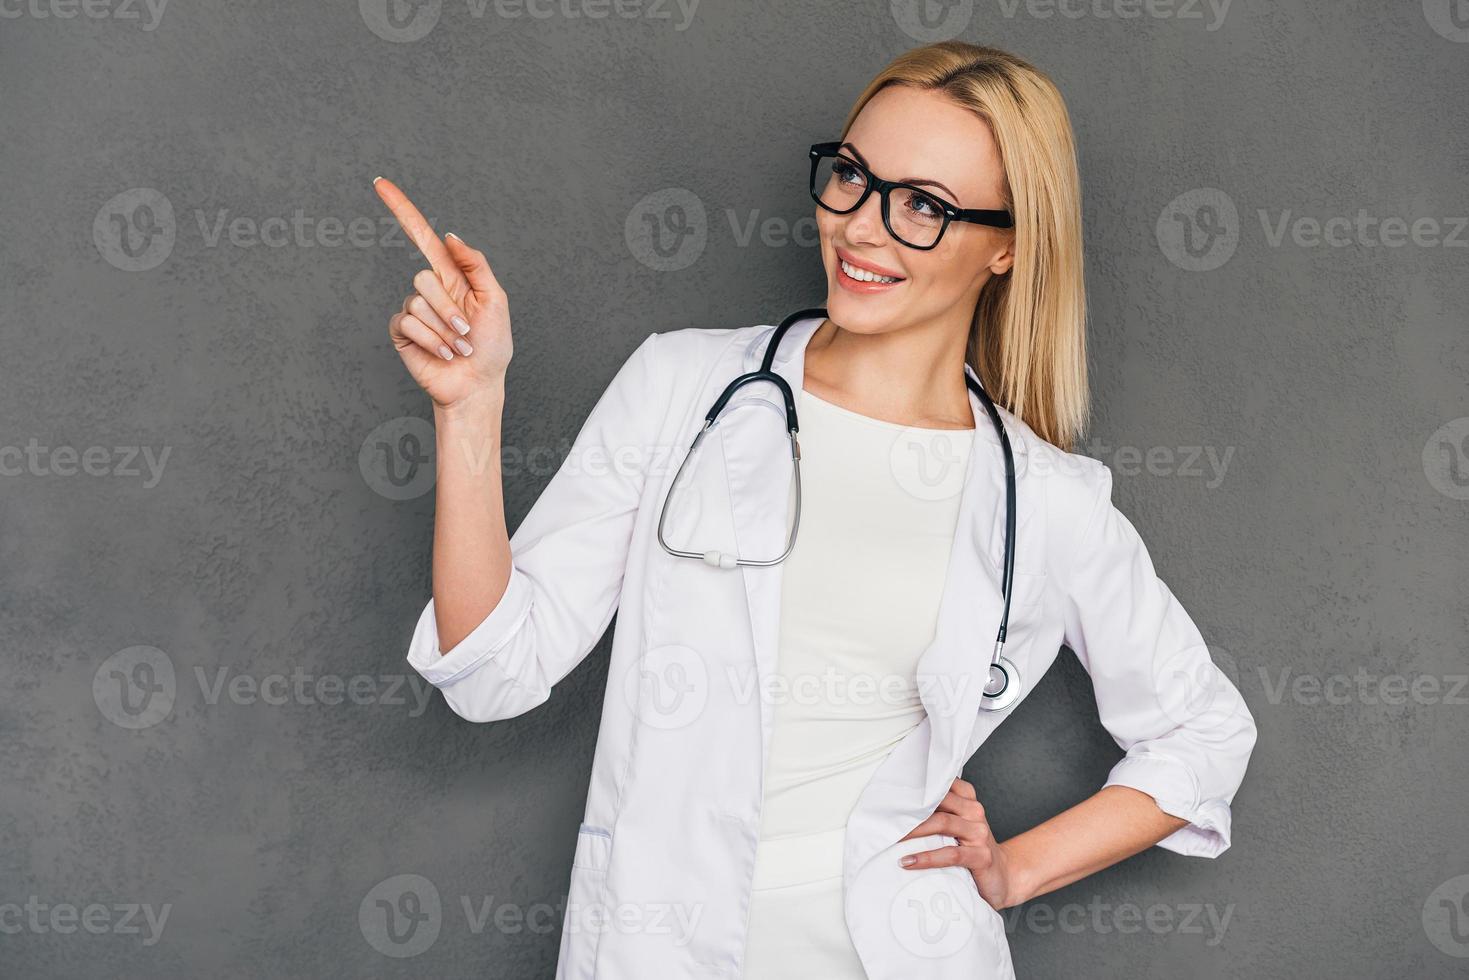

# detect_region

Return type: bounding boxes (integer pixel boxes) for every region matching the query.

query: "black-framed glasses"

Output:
[808,141,1013,250]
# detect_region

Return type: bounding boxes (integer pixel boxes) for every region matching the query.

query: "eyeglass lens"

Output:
[811,152,947,248]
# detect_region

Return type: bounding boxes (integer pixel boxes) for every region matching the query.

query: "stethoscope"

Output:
[656,307,1023,712]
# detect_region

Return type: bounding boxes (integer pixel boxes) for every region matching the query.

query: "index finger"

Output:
[373,177,466,291]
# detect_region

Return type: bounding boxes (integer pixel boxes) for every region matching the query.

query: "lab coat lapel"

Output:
[717,315,824,778]
[840,375,1034,979]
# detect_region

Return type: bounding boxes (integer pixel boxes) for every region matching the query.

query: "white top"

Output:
[741,385,975,979]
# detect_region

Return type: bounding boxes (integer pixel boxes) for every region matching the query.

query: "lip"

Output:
[834,246,906,280]
[834,247,906,294]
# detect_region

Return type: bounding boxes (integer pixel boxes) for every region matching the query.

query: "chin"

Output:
[823,288,906,336]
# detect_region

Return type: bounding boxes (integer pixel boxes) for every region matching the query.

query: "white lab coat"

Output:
[405,315,1258,979]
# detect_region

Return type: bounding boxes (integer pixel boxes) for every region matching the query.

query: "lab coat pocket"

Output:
[557,824,612,980]
[887,833,1012,976]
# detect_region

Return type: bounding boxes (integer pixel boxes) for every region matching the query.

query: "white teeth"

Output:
[841,259,901,284]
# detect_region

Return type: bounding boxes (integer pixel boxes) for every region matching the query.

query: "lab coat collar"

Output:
[717,314,1036,888]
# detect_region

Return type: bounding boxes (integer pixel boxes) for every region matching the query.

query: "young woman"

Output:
[380,41,1256,980]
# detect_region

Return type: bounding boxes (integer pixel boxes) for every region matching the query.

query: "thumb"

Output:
[443,232,500,297]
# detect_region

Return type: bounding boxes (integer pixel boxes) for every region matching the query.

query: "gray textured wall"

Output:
[3,1,1467,977]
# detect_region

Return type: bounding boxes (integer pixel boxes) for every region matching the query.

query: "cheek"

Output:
[912,237,991,293]
[815,210,839,255]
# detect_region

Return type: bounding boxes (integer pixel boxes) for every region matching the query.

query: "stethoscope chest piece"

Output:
[979,655,1022,712]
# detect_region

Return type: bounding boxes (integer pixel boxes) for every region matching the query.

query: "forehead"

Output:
[843,84,1005,205]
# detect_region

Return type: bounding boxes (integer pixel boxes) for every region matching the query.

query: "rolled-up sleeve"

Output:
[405,331,661,722]
[1060,462,1257,858]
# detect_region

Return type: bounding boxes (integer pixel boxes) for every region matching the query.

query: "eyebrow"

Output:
[839,142,961,204]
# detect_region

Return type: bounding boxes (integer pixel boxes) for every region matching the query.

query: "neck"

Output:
[802,315,975,430]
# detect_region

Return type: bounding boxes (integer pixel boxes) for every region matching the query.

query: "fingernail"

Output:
[451,316,471,335]
[373,176,384,184]
[438,345,454,361]
[899,855,917,868]
[454,338,473,356]
[445,231,462,242]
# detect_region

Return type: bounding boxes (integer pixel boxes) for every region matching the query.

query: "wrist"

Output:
[996,840,1037,909]
[434,382,506,426]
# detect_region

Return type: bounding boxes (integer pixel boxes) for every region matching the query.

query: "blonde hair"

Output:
[839,42,1090,452]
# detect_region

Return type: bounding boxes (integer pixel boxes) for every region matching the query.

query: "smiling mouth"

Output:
[838,258,905,284]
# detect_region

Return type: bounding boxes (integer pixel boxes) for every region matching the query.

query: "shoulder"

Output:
[606,322,771,434]
[643,322,767,371]
[998,406,1112,568]
[631,322,772,402]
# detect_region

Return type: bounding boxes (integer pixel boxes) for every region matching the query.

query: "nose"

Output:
[841,188,892,247]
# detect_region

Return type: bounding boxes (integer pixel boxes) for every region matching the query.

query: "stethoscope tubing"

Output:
[656,307,1021,709]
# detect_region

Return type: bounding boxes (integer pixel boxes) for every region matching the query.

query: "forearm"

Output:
[997,785,1189,908]
[431,382,513,652]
